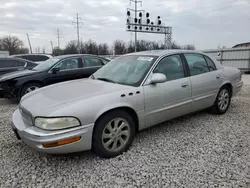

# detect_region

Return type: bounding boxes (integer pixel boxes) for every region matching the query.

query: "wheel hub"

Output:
[101,118,131,152]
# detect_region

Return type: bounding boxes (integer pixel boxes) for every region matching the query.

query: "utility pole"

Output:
[126,0,172,51]
[50,41,54,54]
[26,33,32,54]
[127,0,143,52]
[80,38,83,53]
[55,28,61,55]
[134,0,137,52]
[73,13,82,54]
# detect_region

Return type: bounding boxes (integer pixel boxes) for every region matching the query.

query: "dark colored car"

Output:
[12,54,53,62]
[0,57,38,76]
[0,54,110,100]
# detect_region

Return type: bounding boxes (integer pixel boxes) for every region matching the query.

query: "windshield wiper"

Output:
[96,77,116,83]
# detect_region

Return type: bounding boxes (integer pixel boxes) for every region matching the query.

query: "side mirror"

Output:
[150,73,167,84]
[51,67,60,74]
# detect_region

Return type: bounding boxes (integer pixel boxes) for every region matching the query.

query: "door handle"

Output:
[182,83,189,88]
[216,75,221,79]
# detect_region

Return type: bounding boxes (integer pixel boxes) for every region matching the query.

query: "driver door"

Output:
[45,57,83,85]
[143,54,192,128]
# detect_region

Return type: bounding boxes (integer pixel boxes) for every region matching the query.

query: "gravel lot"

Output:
[0,77,250,188]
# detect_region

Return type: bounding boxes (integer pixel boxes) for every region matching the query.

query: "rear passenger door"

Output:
[183,53,223,111]
[81,56,105,77]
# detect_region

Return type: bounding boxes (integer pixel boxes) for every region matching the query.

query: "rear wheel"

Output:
[211,86,231,114]
[20,82,41,99]
[92,110,136,158]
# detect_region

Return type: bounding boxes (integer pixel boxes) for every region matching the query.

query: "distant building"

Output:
[0,51,9,57]
[232,42,250,48]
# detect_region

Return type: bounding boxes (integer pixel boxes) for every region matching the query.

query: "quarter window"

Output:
[184,54,210,76]
[83,56,104,67]
[153,55,185,81]
[204,56,216,71]
[17,61,25,67]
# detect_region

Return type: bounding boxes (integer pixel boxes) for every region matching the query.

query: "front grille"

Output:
[19,106,33,125]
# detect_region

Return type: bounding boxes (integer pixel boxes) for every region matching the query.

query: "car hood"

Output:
[20,79,132,116]
[0,69,38,81]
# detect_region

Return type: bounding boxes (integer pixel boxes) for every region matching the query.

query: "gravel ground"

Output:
[0,86,250,187]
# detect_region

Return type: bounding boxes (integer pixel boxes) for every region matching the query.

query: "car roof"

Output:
[124,49,207,57]
[12,54,53,57]
[53,54,110,60]
[0,57,34,62]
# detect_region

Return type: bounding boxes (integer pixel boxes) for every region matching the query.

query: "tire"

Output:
[20,82,41,99]
[92,110,136,158]
[211,86,231,114]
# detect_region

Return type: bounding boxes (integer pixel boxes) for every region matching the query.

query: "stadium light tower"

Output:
[126,0,172,52]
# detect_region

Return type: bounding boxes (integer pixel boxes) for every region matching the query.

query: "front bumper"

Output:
[11,109,94,154]
[0,83,18,99]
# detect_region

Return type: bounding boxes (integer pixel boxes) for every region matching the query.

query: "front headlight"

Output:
[35,117,80,130]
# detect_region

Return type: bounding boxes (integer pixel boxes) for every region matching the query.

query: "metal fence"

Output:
[203,47,250,72]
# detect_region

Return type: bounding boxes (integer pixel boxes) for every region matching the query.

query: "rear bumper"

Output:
[232,80,243,96]
[11,109,94,154]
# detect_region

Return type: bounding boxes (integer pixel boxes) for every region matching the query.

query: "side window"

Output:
[21,55,49,62]
[184,54,210,76]
[83,56,104,67]
[55,58,82,71]
[204,56,216,71]
[35,55,49,62]
[153,55,185,81]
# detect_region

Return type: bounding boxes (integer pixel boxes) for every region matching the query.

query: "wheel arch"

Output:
[19,80,43,96]
[94,106,139,133]
[220,82,233,96]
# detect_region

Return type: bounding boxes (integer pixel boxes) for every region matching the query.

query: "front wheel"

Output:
[92,110,136,158]
[211,86,231,114]
[20,82,41,99]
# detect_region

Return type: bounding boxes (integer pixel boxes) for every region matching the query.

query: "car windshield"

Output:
[32,58,60,71]
[93,55,158,86]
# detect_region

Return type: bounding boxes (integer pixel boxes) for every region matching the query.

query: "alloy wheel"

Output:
[218,89,229,111]
[101,118,131,152]
[25,86,39,94]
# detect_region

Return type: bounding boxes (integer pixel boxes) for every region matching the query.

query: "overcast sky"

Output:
[0,0,249,53]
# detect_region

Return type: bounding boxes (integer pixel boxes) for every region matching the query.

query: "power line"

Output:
[72,13,82,54]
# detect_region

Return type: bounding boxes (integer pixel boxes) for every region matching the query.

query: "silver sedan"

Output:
[12,50,243,158]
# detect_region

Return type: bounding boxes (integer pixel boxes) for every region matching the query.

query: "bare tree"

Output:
[84,40,98,54]
[64,40,78,54]
[113,40,127,55]
[0,36,27,55]
[53,47,64,56]
[183,44,196,50]
[98,43,109,55]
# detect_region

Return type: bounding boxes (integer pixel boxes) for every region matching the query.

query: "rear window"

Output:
[19,55,49,62]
